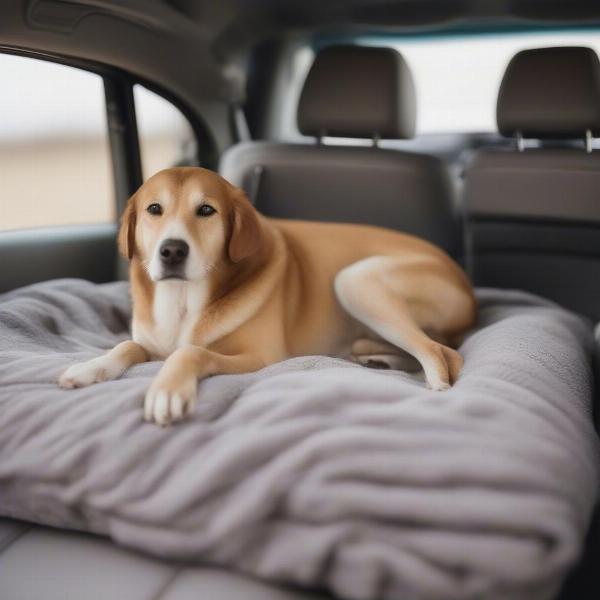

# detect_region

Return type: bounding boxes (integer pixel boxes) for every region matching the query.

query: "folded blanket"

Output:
[0,279,598,600]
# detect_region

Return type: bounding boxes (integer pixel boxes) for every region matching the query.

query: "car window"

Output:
[277,30,600,139]
[133,84,197,180]
[0,53,114,231]
[382,30,600,134]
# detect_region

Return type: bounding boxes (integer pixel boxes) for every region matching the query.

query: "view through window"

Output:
[278,30,600,139]
[0,54,113,230]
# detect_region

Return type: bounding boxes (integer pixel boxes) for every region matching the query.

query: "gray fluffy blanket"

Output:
[0,279,598,600]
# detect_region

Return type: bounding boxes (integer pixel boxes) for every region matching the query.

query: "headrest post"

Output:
[372,133,380,148]
[585,129,593,153]
[516,131,525,153]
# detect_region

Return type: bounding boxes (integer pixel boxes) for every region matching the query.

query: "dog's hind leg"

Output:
[335,256,472,390]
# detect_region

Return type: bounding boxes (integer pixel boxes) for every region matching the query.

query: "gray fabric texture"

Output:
[297,45,416,139]
[0,518,327,600]
[0,278,599,600]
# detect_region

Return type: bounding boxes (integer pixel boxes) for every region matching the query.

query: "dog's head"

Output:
[118,167,262,282]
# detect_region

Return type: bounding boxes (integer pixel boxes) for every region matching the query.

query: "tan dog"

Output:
[59,167,476,425]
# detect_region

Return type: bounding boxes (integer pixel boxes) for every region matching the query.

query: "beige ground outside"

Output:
[0,135,178,231]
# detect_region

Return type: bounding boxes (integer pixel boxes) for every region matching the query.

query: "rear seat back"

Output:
[464,46,600,319]
[467,47,600,222]
[221,45,461,258]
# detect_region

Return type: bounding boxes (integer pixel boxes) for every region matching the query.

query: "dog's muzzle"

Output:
[158,238,189,279]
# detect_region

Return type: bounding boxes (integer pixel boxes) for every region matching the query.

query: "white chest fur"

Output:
[132,281,208,359]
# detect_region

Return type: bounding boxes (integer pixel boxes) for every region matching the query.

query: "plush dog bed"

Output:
[0,279,598,600]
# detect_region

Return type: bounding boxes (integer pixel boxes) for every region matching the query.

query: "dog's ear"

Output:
[118,194,137,260]
[227,186,263,263]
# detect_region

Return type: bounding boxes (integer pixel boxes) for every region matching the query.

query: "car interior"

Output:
[1,1,600,599]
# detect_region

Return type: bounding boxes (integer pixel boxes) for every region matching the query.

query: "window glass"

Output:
[134,84,197,180]
[280,30,600,138]
[0,54,114,230]
[381,30,600,134]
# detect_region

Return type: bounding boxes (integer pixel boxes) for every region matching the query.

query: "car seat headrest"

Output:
[497,46,600,139]
[297,45,416,140]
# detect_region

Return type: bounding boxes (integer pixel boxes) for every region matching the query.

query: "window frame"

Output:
[0,44,216,220]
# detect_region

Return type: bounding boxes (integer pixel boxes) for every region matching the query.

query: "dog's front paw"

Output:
[59,358,111,389]
[144,377,197,426]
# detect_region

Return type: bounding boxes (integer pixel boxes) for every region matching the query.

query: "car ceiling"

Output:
[1,0,600,109]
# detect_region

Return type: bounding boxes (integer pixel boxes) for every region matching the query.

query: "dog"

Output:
[59,167,476,425]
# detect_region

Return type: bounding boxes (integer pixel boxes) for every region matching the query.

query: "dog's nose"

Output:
[159,239,189,266]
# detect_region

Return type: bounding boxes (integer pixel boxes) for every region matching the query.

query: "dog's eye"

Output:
[146,203,163,216]
[196,204,216,217]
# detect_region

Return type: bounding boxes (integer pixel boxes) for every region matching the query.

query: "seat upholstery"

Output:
[466,46,600,221]
[464,46,600,319]
[221,45,461,258]
[497,46,600,139]
[221,141,459,255]
[297,45,416,139]
[0,519,327,600]
[465,147,600,221]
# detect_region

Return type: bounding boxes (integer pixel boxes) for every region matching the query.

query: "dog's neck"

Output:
[129,217,285,346]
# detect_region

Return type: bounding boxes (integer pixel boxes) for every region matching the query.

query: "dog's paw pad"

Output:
[364,359,392,370]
